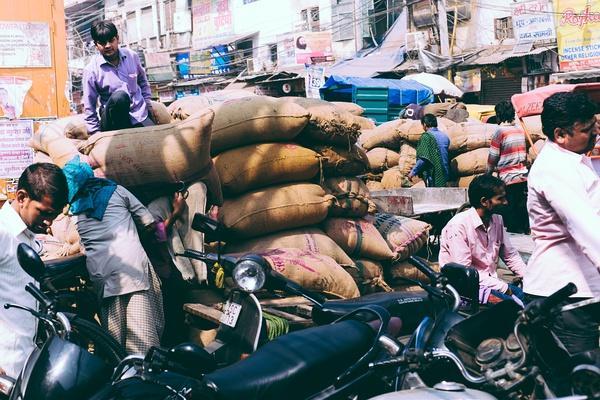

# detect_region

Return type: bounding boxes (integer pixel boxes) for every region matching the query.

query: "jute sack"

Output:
[81,108,217,187]
[167,96,213,120]
[352,115,376,130]
[211,96,310,154]
[46,115,89,140]
[310,144,369,177]
[323,218,395,261]
[225,227,354,266]
[150,100,172,124]
[283,97,361,145]
[450,147,489,177]
[528,139,546,164]
[361,119,407,150]
[388,260,440,284]
[259,248,360,299]
[218,183,334,238]
[347,259,392,294]
[367,213,431,261]
[323,176,376,217]
[423,102,466,117]
[447,123,497,154]
[213,143,319,196]
[29,122,81,167]
[397,142,417,176]
[366,180,384,192]
[357,129,376,148]
[381,167,410,190]
[457,174,481,188]
[395,119,428,144]
[332,102,364,116]
[168,90,256,120]
[367,147,400,172]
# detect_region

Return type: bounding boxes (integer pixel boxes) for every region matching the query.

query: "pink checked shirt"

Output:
[439,207,526,301]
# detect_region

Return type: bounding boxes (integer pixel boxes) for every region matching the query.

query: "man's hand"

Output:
[172,192,186,219]
[505,286,513,296]
[512,276,523,287]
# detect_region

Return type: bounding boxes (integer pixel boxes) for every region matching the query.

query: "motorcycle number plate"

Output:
[220,301,242,328]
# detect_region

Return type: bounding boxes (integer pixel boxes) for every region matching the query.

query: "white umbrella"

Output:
[401,72,464,98]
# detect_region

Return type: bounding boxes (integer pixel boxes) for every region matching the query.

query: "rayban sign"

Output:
[554,1,600,71]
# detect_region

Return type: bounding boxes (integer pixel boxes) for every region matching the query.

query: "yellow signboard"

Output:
[554,0,600,71]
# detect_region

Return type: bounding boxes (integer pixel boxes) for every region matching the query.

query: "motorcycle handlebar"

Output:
[25,283,53,311]
[407,256,439,284]
[527,282,577,321]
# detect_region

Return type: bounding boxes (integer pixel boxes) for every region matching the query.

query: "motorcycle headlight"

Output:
[232,255,267,293]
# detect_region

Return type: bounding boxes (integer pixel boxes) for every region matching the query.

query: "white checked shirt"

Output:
[0,201,42,378]
[524,141,600,298]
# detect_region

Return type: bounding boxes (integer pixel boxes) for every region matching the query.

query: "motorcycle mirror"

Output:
[16,243,45,282]
[441,263,480,313]
[192,213,226,242]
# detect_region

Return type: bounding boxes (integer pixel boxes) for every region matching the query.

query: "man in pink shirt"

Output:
[524,92,599,355]
[439,174,526,305]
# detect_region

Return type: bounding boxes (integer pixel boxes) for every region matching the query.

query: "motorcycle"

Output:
[368,259,600,400]
[0,243,126,400]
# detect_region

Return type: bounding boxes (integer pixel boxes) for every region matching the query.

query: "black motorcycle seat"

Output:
[201,319,374,400]
[312,291,431,334]
[571,348,599,367]
[43,254,87,279]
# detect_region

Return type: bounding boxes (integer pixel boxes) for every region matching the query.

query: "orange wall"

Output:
[0,0,70,118]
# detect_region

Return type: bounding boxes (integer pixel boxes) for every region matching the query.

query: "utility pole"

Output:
[437,0,450,57]
[353,0,362,53]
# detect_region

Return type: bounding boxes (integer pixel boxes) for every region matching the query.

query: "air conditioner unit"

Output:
[246,58,255,73]
[406,31,427,51]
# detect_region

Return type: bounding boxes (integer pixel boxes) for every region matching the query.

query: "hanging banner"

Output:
[191,0,234,50]
[305,65,325,99]
[0,21,51,68]
[0,119,34,178]
[554,0,600,71]
[0,76,33,119]
[295,31,333,65]
[511,0,556,43]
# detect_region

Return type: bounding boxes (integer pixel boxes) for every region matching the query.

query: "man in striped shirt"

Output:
[487,100,529,234]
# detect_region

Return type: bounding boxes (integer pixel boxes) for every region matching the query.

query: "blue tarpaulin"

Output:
[320,75,434,106]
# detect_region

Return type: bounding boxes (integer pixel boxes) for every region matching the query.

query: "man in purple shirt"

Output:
[83,20,156,134]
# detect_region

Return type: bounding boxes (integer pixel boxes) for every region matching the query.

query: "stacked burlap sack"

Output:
[209,96,377,297]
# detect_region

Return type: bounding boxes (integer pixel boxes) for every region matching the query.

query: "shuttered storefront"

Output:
[480,75,522,105]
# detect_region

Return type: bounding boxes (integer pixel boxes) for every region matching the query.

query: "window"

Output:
[331,1,353,41]
[300,6,320,32]
[269,43,277,63]
[494,17,514,40]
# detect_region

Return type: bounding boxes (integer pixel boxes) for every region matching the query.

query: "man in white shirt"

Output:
[0,163,68,377]
[524,91,600,355]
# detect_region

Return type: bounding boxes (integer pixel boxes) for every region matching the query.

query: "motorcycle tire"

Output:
[66,313,128,367]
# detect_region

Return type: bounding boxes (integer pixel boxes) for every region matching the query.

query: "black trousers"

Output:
[100,90,154,132]
[502,181,529,234]
[525,293,600,355]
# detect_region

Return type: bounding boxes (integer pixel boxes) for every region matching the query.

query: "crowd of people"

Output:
[0,19,598,381]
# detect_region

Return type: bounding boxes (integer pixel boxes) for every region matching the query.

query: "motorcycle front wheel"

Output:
[66,313,128,367]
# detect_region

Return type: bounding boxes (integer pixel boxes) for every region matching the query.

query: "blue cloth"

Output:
[63,156,117,221]
[410,127,450,180]
[490,284,525,306]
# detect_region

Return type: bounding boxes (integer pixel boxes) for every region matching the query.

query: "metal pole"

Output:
[437,0,450,57]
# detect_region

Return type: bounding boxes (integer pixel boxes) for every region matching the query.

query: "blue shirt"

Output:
[410,127,450,181]
[82,47,152,133]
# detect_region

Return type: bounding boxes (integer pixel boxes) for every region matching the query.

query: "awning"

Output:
[461,45,555,66]
[195,32,258,50]
[550,68,600,82]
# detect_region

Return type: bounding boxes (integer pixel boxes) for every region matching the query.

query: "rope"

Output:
[263,312,290,341]
[212,262,225,289]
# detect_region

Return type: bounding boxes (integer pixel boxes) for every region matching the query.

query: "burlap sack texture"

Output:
[218,183,334,238]
[259,248,360,299]
[225,227,354,266]
[322,176,376,217]
[322,217,395,261]
[213,143,320,196]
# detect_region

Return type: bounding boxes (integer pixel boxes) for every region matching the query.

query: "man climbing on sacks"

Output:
[83,20,158,133]
[63,156,185,354]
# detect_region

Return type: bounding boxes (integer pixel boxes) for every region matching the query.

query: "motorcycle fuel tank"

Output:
[11,336,111,400]
[368,382,498,400]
